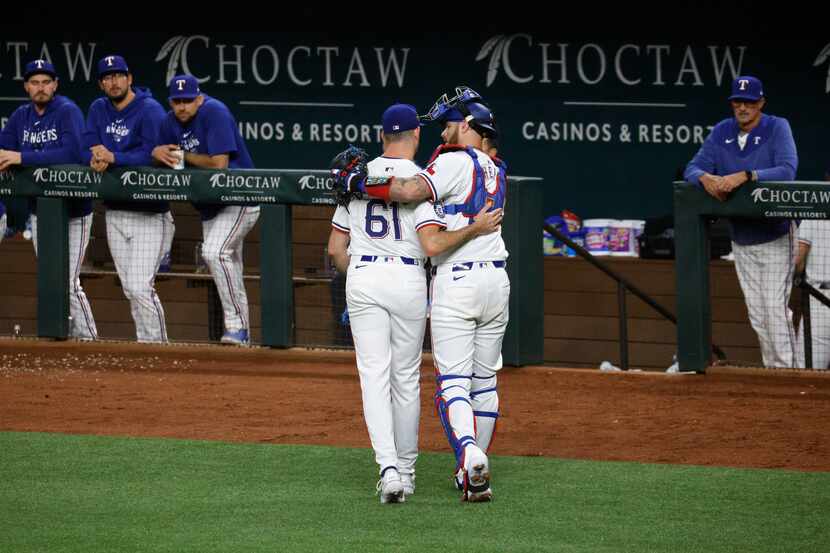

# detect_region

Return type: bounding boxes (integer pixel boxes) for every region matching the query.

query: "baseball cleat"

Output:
[376,467,405,504]
[462,445,492,502]
[220,329,249,346]
[400,473,415,496]
[453,468,464,491]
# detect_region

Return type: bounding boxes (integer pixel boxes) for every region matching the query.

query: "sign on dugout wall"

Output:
[2,33,829,219]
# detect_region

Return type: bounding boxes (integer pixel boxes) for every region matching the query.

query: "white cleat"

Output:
[400,473,415,497]
[454,467,465,491]
[462,445,492,502]
[376,467,405,504]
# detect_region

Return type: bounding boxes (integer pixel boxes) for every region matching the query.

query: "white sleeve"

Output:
[417,153,468,202]
[414,201,447,232]
[331,205,350,233]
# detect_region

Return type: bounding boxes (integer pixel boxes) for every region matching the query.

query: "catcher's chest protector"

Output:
[432,144,506,217]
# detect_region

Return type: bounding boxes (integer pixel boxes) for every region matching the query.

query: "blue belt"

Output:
[359,255,420,266]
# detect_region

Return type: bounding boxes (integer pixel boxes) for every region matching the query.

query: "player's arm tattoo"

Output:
[389,175,432,203]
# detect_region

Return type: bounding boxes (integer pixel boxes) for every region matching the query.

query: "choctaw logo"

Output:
[299,174,333,191]
[751,187,830,204]
[33,168,102,185]
[813,43,830,93]
[120,171,191,187]
[209,173,281,189]
[156,35,210,84]
[477,35,511,87]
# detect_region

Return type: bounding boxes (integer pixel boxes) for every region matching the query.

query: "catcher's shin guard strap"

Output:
[434,389,463,465]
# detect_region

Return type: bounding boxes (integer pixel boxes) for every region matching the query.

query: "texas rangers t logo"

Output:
[105,56,115,67]
[176,79,186,91]
[738,79,749,90]
[35,59,44,69]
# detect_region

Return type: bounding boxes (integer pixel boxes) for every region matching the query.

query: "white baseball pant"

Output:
[346,258,427,476]
[32,213,98,340]
[732,228,797,368]
[106,210,173,343]
[201,206,259,332]
[431,262,510,458]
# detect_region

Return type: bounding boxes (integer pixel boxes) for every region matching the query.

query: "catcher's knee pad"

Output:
[434,375,473,467]
[471,374,499,452]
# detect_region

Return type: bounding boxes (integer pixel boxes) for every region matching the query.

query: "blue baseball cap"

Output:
[23,59,57,80]
[382,103,422,134]
[168,74,201,101]
[729,76,764,101]
[98,55,130,78]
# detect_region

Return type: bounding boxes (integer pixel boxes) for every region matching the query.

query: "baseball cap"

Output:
[168,74,201,101]
[382,103,421,134]
[728,76,764,101]
[98,55,130,78]
[23,59,57,81]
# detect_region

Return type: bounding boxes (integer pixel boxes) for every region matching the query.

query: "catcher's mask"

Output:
[420,93,463,124]
[420,86,498,139]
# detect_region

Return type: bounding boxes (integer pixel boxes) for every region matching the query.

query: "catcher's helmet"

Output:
[458,100,498,139]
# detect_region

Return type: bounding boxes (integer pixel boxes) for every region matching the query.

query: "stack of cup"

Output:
[583,219,613,256]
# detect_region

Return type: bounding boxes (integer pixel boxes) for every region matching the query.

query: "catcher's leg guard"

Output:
[471,373,499,452]
[434,374,475,469]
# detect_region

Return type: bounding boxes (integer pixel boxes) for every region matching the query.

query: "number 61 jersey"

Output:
[331,156,443,259]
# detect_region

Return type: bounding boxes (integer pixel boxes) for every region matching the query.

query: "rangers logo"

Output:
[433,201,446,218]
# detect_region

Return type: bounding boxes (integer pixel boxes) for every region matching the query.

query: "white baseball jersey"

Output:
[797,220,830,369]
[332,157,439,258]
[417,148,508,267]
[799,221,830,284]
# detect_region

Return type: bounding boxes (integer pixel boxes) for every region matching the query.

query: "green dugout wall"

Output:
[675,180,830,372]
[0,166,543,366]
[2,33,829,222]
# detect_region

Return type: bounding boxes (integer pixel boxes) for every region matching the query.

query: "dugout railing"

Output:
[675,180,830,373]
[0,166,544,366]
[796,276,830,369]
[542,222,727,372]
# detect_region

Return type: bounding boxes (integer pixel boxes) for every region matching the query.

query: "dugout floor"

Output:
[1,338,828,472]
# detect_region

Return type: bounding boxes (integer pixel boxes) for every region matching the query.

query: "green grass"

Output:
[0,432,828,552]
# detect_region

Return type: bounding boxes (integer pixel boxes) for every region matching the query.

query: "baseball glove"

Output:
[329,145,369,207]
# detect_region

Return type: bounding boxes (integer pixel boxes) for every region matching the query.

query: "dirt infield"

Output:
[1,339,828,472]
